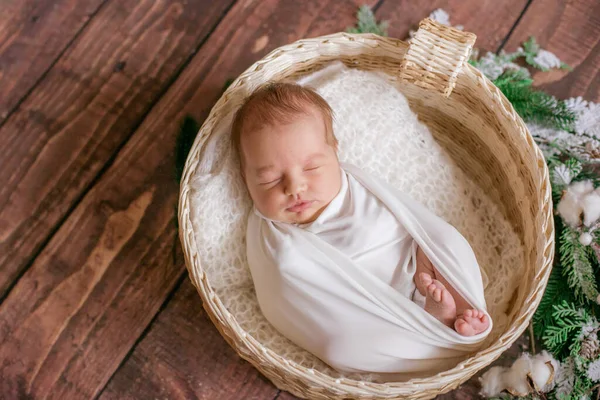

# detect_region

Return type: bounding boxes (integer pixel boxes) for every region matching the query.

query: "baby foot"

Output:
[454,309,490,336]
[420,273,457,327]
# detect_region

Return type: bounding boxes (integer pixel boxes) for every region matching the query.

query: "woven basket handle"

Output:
[399,18,476,98]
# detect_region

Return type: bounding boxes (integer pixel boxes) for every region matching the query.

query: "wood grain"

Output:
[0,0,381,397]
[0,0,235,300]
[0,161,182,399]
[99,280,280,400]
[376,0,529,52]
[501,0,600,102]
[97,0,390,398]
[101,1,535,399]
[0,0,107,123]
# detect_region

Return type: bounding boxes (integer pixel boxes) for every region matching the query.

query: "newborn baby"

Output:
[233,81,491,374]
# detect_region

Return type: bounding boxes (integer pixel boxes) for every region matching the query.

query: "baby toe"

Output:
[419,273,432,286]
[455,318,475,336]
[427,283,438,295]
[432,279,446,290]
[454,319,468,334]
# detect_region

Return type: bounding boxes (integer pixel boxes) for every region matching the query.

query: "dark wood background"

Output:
[1,0,598,398]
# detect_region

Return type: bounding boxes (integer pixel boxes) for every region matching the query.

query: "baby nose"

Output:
[284,176,307,197]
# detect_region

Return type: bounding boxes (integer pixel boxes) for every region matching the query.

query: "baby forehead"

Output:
[240,114,328,148]
[243,106,324,131]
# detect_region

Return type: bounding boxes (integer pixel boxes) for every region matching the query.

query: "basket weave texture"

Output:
[178,18,555,400]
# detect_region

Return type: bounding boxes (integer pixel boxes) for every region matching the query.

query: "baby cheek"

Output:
[258,189,285,214]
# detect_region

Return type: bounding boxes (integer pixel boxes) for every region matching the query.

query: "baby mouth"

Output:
[286,201,314,213]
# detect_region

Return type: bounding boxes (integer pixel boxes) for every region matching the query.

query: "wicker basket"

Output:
[178,18,555,400]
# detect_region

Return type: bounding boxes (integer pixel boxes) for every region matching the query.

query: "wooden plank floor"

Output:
[1,0,598,398]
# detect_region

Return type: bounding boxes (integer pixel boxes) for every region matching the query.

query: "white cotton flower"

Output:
[533,49,563,70]
[558,191,583,227]
[479,366,507,397]
[570,180,595,196]
[557,181,597,227]
[503,354,535,396]
[557,186,586,228]
[582,191,600,226]
[530,351,559,392]
[587,359,600,382]
[480,352,560,397]
[580,232,593,246]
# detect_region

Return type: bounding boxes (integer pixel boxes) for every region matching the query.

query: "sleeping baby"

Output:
[232,82,492,375]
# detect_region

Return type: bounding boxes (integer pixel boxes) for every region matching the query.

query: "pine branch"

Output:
[571,374,596,399]
[559,227,600,303]
[534,261,574,338]
[551,159,583,202]
[521,36,572,72]
[346,5,388,36]
[494,71,577,132]
[543,301,590,356]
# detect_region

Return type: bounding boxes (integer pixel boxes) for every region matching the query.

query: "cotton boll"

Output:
[582,191,600,226]
[536,351,560,392]
[503,354,534,396]
[558,180,596,227]
[479,366,508,397]
[570,180,595,197]
[557,191,583,227]
[580,232,593,246]
[529,352,557,392]
[479,352,559,398]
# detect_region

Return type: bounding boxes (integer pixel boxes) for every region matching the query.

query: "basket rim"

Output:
[177,31,555,397]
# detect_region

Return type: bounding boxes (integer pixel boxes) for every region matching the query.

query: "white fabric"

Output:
[296,167,421,304]
[247,162,492,375]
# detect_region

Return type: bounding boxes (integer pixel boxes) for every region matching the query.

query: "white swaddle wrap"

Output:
[246,162,492,375]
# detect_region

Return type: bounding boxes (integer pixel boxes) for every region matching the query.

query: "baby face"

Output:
[241,109,341,224]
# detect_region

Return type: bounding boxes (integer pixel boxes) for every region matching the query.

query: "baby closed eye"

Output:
[259,178,282,186]
[259,167,321,185]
